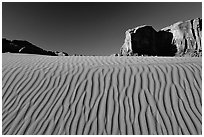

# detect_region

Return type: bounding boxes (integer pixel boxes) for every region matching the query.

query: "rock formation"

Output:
[110,53,120,56]
[54,51,69,56]
[161,18,202,56]
[120,25,157,56]
[2,38,69,56]
[120,18,202,56]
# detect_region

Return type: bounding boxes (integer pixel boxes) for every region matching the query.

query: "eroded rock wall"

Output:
[120,18,202,56]
[161,18,202,56]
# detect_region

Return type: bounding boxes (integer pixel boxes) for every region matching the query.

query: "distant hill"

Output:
[2,38,69,56]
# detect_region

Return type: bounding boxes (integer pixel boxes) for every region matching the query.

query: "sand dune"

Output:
[2,53,202,135]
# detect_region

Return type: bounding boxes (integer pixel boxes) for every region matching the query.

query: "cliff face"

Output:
[2,38,68,56]
[120,18,202,56]
[120,25,158,56]
[161,18,202,56]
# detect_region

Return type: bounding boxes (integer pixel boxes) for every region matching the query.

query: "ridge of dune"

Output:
[2,53,202,135]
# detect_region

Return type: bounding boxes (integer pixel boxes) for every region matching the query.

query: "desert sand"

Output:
[2,53,202,135]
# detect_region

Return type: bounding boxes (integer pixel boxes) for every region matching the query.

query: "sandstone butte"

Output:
[120,18,202,57]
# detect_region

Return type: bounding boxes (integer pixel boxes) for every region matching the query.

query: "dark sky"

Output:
[2,2,202,55]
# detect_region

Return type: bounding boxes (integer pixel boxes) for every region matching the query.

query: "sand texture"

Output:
[2,54,202,135]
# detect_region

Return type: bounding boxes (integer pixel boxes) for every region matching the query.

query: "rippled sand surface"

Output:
[2,53,202,135]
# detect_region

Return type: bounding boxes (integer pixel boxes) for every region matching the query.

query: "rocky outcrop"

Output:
[120,25,158,56]
[110,53,120,56]
[54,51,69,56]
[161,18,202,56]
[2,38,69,56]
[120,18,202,56]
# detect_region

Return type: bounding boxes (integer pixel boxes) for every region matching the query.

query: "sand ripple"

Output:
[2,54,202,135]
